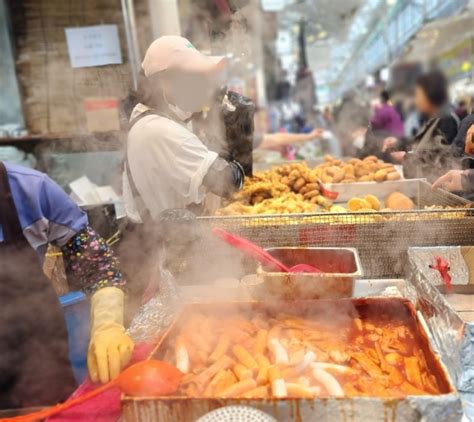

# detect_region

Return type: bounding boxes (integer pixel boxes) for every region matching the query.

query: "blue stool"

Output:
[60,291,90,384]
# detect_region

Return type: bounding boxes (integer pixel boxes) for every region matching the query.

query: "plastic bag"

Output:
[222,91,255,176]
[194,89,255,176]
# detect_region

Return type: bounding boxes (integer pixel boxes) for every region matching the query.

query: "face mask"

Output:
[167,72,215,113]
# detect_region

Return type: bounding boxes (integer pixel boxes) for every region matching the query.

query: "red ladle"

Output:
[212,228,321,273]
[0,360,182,422]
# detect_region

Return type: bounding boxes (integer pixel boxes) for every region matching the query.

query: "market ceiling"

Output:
[274,0,395,85]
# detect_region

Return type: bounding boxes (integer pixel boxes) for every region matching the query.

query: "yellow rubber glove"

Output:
[87,287,134,384]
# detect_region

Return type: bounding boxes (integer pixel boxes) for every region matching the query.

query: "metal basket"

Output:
[192,181,474,279]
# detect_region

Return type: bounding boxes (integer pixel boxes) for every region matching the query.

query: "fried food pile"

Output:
[216,162,332,216]
[216,158,401,216]
[346,192,415,213]
[347,194,382,212]
[162,307,443,399]
[316,155,400,183]
[385,192,415,210]
[215,160,464,219]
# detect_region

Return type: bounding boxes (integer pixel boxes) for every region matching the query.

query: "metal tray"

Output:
[122,298,461,422]
[252,247,361,300]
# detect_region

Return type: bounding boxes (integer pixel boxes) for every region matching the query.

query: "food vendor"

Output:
[0,162,133,409]
[123,35,247,224]
[122,36,253,301]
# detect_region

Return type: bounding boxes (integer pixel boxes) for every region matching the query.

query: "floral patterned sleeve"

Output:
[61,225,126,295]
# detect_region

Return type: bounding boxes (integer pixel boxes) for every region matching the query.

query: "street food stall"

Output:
[116,157,473,421]
[3,155,473,422]
[2,0,474,419]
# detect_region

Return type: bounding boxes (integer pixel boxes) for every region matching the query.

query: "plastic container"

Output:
[60,291,90,384]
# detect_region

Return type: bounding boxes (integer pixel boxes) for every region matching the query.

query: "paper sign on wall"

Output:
[65,25,122,68]
[261,0,286,11]
[84,98,120,132]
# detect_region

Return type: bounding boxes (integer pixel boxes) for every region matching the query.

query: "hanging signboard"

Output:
[65,25,122,68]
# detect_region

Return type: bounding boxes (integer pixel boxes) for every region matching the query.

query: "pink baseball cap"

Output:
[141,36,225,77]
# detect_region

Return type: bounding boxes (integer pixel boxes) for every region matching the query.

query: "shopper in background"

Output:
[404,102,422,138]
[370,90,405,137]
[455,99,469,121]
[332,92,370,156]
[323,106,335,127]
[454,114,474,155]
[0,162,133,409]
[382,70,460,180]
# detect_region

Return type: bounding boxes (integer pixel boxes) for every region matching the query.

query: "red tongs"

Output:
[429,256,452,290]
[212,227,321,273]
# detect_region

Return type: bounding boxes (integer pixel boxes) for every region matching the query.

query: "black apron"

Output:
[0,162,76,409]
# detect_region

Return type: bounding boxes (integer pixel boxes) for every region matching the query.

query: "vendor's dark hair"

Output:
[380,90,390,103]
[136,69,167,110]
[120,69,165,121]
[416,70,449,107]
